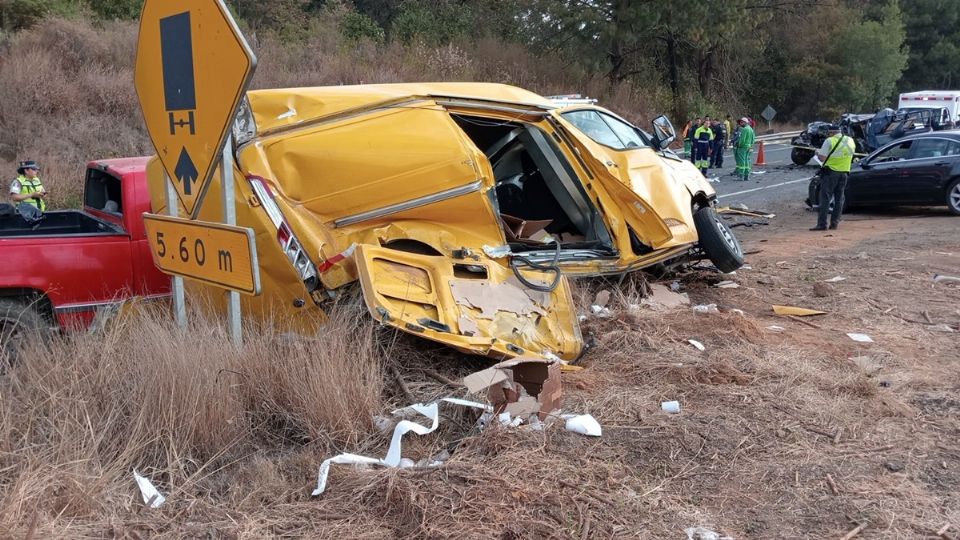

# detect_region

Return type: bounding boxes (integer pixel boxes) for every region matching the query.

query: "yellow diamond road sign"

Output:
[135,0,256,218]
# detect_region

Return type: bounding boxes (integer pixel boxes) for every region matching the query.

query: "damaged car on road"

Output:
[148,83,742,361]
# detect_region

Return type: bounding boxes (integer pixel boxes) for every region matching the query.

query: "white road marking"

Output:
[717,176,814,199]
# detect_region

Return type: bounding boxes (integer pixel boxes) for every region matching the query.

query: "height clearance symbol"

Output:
[134,0,256,218]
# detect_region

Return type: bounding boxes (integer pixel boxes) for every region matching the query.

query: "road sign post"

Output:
[163,172,187,329]
[761,104,777,133]
[136,0,257,344]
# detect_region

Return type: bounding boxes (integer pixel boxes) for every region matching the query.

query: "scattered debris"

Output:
[933,273,960,283]
[463,357,562,420]
[688,339,706,351]
[563,414,602,436]
[593,290,611,309]
[714,280,740,289]
[847,333,874,343]
[692,303,719,314]
[773,305,827,317]
[824,276,847,283]
[641,283,691,310]
[766,325,785,332]
[684,526,734,540]
[661,400,681,414]
[133,470,165,509]
[312,398,491,496]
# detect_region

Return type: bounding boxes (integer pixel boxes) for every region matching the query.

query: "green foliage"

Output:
[87,0,141,20]
[340,10,383,43]
[830,2,907,111]
[390,0,472,45]
[902,0,960,89]
[0,0,83,30]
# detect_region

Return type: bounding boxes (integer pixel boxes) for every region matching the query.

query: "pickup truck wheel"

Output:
[693,207,744,273]
[0,299,44,370]
[792,148,814,166]
[947,179,960,215]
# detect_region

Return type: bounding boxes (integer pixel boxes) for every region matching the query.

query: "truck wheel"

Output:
[805,177,820,208]
[694,207,744,273]
[947,179,960,215]
[0,299,44,370]
[792,148,815,166]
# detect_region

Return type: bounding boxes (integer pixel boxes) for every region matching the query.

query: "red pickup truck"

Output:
[1,157,170,355]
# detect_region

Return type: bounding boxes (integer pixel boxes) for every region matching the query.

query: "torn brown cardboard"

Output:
[641,283,690,310]
[500,214,552,241]
[461,357,561,420]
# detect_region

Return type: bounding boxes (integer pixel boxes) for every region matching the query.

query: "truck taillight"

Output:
[247,175,319,291]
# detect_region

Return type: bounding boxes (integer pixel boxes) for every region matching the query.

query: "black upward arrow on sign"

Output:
[175,147,198,195]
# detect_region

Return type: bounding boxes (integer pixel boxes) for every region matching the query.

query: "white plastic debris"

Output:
[933,273,960,283]
[670,281,682,292]
[661,400,681,414]
[715,280,739,289]
[688,339,706,351]
[133,470,165,508]
[692,303,719,314]
[563,414,602,437]
[685,526,734,540]
[824,276,847,283]
[847,333,874,343]
[482,244,512,258]
[766,325,785,332]
[312,398,491,496]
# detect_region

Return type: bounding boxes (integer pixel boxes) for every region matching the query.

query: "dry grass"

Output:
[0,17,666,207]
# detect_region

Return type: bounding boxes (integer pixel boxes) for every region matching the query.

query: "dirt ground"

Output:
[269,204,959,539]
[3,202,958,539]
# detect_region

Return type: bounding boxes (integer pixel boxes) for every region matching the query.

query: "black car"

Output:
[806,131,960,215]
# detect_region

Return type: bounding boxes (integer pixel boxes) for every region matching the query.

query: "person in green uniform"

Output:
[733,118,755,181]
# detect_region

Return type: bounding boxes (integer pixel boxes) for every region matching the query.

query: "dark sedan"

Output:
[807,131,960,215]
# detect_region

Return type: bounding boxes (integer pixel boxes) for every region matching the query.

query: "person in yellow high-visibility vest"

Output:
[9,160,47,211]
[693,121,714,176]
[811,125,856,231]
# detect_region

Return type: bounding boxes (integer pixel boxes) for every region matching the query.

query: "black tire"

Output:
[805,177,820,208]
[792,148,815,166]
[0,299,45,370]
[693,207,744,273]
[947,179,960,215]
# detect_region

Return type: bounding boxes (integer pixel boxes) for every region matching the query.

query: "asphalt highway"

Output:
[684,142,816,211]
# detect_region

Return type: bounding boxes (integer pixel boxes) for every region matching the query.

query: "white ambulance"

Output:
[898,90,960,123]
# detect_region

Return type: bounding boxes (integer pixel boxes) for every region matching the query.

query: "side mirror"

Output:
[651,115,676,150]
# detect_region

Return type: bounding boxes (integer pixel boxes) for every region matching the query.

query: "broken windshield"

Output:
[561,110,648,150]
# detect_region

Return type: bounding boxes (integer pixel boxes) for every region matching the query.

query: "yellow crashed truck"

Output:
[148,83,742,361]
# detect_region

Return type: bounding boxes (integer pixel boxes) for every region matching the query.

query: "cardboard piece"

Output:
[642,283,691,310]
[462,357,562,420]
[500,214,552,241]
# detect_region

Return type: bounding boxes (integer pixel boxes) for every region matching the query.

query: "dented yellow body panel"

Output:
[146,82,727,361]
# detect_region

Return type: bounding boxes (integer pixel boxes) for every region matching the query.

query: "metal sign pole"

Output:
[221,134,241,346]
[164,171,187,328]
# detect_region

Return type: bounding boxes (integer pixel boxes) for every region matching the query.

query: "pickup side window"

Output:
[84,168,123,214]
[562,110,645,150]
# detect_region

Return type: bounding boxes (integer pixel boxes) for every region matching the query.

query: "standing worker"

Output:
[724,115,733,148]
[733,118,755,181]
[710,119,726,169]
[9,160,47,211]
[682,119,694,159]
[693,120,714,176]
[810,124,855,231]
[687,118,701,164]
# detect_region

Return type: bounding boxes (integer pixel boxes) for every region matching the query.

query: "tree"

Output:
[901,0,960,90]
